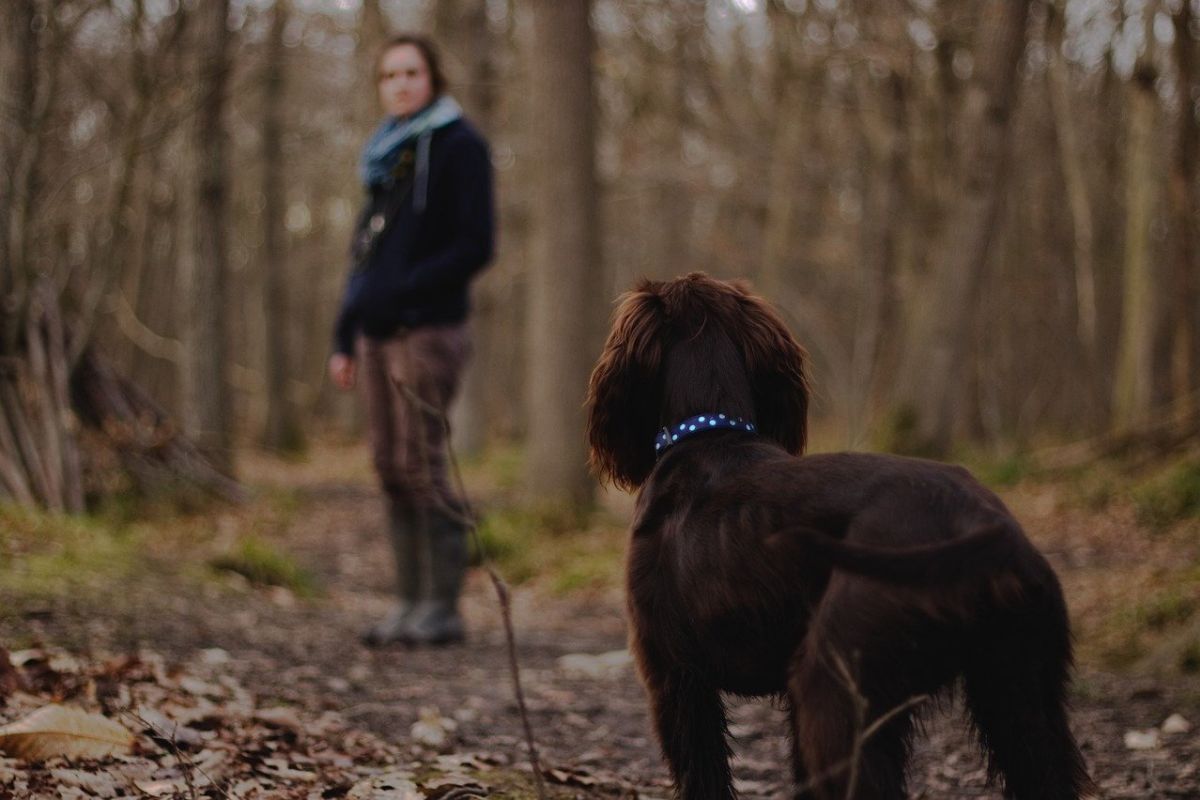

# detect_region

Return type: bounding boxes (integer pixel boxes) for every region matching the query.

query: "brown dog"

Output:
[586,274,1094,800]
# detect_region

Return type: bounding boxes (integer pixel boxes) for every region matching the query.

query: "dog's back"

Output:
[628,440,1055,685]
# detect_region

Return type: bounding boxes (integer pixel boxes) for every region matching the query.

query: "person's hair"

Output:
[376,34,446,96]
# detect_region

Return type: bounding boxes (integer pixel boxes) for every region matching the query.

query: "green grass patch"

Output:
[872,410,1033,489]
[1068,469,1119,512]
[1140,588,1199,631]
[1131,457,1200,531]
[1099,628,1147,669]
[551,550,620,594]
[90,479,230,526]
[1179,640,1200,674]
[874,405,936,457]
[1095,565,1200,669]
[1,482,310,607]
[471,503,623,594]
[956,450,1034,489]
[0,504,145,598]
[978,454,1032,488]
[1051,453,1200,525]
[209,535,317,597]
[459,441,526,493]
[250,484,304,520]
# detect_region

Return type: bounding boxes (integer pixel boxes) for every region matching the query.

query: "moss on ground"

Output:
[471,501,624,594]
[1,480,310,604]
[1092,565,1200,671]
[209,534,318,596]
[1131,457,1200,531]
[0,504,144,599]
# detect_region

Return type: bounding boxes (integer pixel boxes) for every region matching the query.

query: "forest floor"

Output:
[2,440,1199,799]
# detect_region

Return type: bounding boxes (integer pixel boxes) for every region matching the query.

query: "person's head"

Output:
[376,34,445,118]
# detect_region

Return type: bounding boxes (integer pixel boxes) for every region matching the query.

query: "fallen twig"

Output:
[397,380,549,800]
[123,709,235,800]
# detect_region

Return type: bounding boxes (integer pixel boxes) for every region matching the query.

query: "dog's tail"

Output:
[775,523,1016,585]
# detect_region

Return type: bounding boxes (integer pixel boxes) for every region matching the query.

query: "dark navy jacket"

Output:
[333,118,494,356]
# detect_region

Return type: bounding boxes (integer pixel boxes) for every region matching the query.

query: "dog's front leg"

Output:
[645,667,736,799]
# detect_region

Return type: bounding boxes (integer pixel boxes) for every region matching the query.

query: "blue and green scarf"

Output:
[359,95,463,200]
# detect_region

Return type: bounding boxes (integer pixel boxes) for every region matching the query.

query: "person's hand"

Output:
[328,353,356,390]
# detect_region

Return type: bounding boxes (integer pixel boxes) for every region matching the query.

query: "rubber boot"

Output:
[403,509,468,645]
[361,502,422,646]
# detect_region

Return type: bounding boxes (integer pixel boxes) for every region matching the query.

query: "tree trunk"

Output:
[1045,0,1099,374]
[649,1,694,275]
[359,0,388,121]
[1,0,43,355]
[0,1,28,351]
[850,68,908,447]
[72,349,245,505]
[436,0,499,458]
[1113,61,1161,432]
[261,0,305,454]
[0,280,84,512]
[1169,2,1199,413]
[759,82,808,302]
[0,3,82,512]
[759,1,808,301]
[905,0,1031,455]
[182,0,234,473]
[72,0,164,368]
[526,0,601,506]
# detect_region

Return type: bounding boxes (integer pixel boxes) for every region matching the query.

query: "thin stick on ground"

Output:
[123,709,235,800]
[829,649,871,799]
[395,379,549,800]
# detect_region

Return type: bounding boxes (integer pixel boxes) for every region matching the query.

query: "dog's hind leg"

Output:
[963,576,1095,799]
[787,614,918,800]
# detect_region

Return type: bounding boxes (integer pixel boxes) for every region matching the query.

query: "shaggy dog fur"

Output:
[585,273,1094,800]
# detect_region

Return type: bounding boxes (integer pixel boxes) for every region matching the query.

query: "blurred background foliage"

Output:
[0,0,1197,512]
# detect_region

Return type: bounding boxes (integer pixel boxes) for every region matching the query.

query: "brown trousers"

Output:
[356,324,470,513]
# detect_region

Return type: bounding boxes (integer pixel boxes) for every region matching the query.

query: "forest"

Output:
[1,1,1199,798]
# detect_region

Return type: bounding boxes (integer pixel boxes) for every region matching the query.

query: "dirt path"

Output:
[4,449,1200,798]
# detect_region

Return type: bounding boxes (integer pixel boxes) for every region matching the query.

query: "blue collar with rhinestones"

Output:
[655,413,757,457]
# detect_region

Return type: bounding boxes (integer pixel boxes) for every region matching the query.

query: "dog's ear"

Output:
[728,282,810,455]
[586,287,666,490]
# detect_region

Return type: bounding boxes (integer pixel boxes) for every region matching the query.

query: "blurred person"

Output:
[329,34,494,646]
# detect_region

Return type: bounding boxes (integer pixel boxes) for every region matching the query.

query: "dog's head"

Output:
[586,273,809,490]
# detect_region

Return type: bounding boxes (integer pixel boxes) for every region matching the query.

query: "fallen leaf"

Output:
[556,649,633,680]
[177,676,226,699]
[1162,713,1191,735]
[423,775,488,798]
[262,755,318,781]
[0,704,135,760]
[347,770,423,799]
[0,647,28,698]
[1123,729,1159,750]
[132,707,207,749]
[545,766,601,787]
[254,705,305,731]
[50,768,123,798]
[198,648,231,665]
[411,708,456,750]
[134,777,191,796]
[433,753,494,772]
